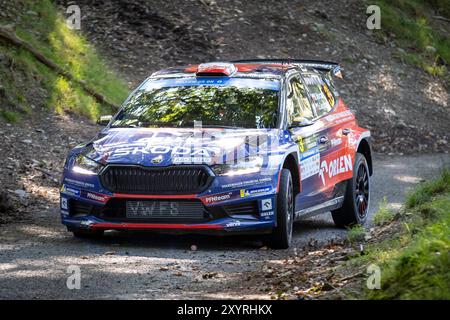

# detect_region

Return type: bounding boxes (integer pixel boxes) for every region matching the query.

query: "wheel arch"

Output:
[357,138,373,176]
[282,152,300,195]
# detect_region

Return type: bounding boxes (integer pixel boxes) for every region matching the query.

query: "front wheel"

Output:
[331,152,370,227]
[266,169,294,249]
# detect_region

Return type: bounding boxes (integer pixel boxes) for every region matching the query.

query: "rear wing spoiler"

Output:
[231,59,343,78]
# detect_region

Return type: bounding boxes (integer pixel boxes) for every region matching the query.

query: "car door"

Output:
[285,75,325,211]
[300,71,349,201]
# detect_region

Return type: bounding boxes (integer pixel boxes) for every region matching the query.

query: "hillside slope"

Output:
[57,0,450,154]
[0,0,449,222]
[0,0,128,122]
[0,0,127,221]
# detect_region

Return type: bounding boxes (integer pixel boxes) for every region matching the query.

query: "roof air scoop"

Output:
[196,62,237,76]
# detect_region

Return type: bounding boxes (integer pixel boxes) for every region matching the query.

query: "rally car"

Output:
[60,59,372,249]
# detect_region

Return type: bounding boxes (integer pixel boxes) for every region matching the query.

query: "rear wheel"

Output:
[266,169,294,249]
[331,152,370,227]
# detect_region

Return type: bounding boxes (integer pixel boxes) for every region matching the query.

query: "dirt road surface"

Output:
[0,153,448,299]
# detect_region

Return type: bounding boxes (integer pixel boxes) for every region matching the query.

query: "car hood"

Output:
[82,127,281,167]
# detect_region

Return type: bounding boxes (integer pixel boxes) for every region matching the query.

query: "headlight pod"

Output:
[72,155,104,175]
[212,156,264,176]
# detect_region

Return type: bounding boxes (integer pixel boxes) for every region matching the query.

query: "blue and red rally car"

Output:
[60,60,372,248]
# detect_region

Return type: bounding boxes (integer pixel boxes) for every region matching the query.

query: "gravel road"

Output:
[0,153,448,299]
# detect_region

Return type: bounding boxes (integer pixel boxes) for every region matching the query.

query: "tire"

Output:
[266,169,294,249]
[68,227,104,239]
[331,152,370,227]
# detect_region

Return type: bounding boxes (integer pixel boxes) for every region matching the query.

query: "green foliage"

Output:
[406,169,450,208]
[368,196,450,299]
[348,170,450,299]
[0,110,20,123]
[347,224,366,243]
[0,46,32,121]
[416,0,450,18]
[374,0,450,76]
[0,0,128,122]
[373,198,396,226]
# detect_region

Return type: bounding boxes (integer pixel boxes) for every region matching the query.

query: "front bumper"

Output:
[62,217,276,235]
[60,161,281,235]
[60,190,278,235]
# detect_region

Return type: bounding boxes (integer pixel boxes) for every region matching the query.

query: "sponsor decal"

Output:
[61,197,68,210]
[319,154,353,186]
[322,84,335,107]
[261,198,273,211]
[61,184,80,196]
[110,146,220,158]
[173,156,212,164]
[300,148,320,181]
[221,177,272,189]
[64,178,94,189]
[296,134,318,153]
[240,186,272,198]
[261,210,274,217]
[324,110,353,124]
[204,193,232,204]
[225,221,241,228]
[305,138,318,150]
[144,77,280,91]
[303,74,323,86]
[83,191,108,203]
[151,155,163,164]
[330,137,342,147]
[297,136,306,152]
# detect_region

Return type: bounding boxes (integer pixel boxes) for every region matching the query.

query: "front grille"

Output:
[100,165,213,194]
[98,199,209,222]
[223,201,259,216]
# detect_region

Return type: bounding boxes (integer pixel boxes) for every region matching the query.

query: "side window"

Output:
[286,77,314,126]
[302,73,334,117]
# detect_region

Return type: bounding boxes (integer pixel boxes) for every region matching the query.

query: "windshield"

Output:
[111,77,280,129]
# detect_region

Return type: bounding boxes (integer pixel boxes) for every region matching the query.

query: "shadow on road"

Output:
[61,218,339,251]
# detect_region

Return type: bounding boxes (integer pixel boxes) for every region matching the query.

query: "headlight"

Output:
[212,156,264,176]
[72,155,104,175]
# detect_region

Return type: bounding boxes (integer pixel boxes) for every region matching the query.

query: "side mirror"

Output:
[97,115,113,126]
[290,118,314,128]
